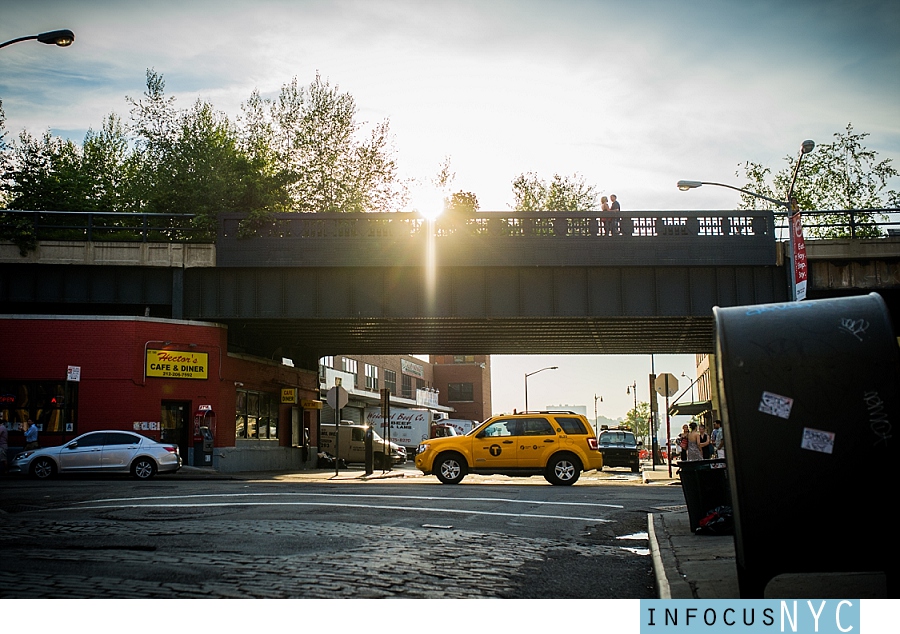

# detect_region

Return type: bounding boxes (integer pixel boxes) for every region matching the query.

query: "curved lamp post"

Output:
[626,380,641,446]
[677,140,815,301]
[0,29,75,50]
[524,366,557,412]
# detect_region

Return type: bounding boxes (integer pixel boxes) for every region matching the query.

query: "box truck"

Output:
[364,408,463,454]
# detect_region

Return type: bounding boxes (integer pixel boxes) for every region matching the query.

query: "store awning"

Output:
[667,400,712,417]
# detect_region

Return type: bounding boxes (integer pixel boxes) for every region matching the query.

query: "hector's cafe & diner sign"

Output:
[146,349,209,380]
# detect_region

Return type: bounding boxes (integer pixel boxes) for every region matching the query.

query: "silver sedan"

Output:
[10,430,182,480]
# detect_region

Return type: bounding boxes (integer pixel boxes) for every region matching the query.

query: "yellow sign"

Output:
[281,388,297,404]
[146,349,208,380]
[301,399,323,409]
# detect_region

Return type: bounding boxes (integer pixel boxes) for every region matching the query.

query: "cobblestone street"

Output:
[0,516,639,598]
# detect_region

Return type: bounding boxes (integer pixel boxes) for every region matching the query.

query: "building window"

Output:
[0,380,74,435]
[321,356,334,368]
[384,369,397,395]
[236,390,278,440]
[453,355,475,364]
[401,374,413,399]
[342,357,358,387]
[448,382,474,402]
[365,364,379,391]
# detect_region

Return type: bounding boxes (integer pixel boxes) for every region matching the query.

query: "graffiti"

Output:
[745,302,814,316]
[839,318,869,341]
[864,391,893,448]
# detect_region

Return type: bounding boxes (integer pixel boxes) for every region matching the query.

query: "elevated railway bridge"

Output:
[2,209,898,369]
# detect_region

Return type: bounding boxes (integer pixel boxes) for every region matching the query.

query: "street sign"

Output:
[326,385,349,410]
[655,373,679,398]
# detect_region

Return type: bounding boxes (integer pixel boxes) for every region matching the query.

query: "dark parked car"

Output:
[598,428,642,473]
[10,430,182,480]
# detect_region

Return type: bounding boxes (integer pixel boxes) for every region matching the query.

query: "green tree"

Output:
[127,70,288,236]
[511,172,599,211]
[737,124,900,237]
[266,73,405,213]
[624,401,652,445]
[446,190,479,213]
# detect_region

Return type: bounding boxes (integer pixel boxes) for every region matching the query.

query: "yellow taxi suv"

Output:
[414,411,603,485]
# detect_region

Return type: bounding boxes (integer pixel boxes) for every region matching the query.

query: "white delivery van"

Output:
[319,422,406,467]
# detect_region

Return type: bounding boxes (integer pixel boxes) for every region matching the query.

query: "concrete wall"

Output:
[213,443,319,473]
[0,241,215,268]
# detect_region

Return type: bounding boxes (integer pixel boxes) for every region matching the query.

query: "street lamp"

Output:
[593,393,603,434]
[626,380,639,437]
[0,29,75,50]
[677,140,815,301]
[524,366,557,412]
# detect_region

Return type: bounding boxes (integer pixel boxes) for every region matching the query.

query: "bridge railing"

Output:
[5,208,897,266]
[217,210,778,267]
[0,210,214,248]
[772,209,900,239]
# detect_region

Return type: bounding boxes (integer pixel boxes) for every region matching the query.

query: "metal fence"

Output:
[0,210,215,243]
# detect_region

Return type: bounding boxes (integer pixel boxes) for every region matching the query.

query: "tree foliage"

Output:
[624,401,652,444]
[737,124,900,237]
[0,69,409,251]
[511,172,598,211]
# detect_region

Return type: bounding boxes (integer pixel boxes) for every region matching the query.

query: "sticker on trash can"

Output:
[758,391,794,419]
[801,427,835,454]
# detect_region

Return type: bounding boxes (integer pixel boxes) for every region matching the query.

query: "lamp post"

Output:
[593,393,603,435]
[626,380,639,439]
[677,140,815,301]
[524,366,557,412]
[0,29,75,50]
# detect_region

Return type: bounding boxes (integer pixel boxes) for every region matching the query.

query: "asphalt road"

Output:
[0,466,685,599]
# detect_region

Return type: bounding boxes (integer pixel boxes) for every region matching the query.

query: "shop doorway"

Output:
[161,401,191,455]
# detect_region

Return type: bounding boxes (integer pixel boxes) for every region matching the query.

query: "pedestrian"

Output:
[677,424,689,461]
[713,419,725,459]
[600,196,610,211]
[0,418,8,474]
[24,418,39,450]
[609,194,620,211]
[686,421,710,461]
[699,423,711,459]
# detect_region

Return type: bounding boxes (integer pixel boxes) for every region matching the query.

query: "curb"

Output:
[648,512,694,599]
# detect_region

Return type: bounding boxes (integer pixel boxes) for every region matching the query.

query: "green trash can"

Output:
[677,458,730,533]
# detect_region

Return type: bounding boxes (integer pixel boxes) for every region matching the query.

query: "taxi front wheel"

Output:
[435,454,466,485]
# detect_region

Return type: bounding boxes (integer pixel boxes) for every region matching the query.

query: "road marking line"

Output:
[76,492,624,509]
[49,501,613,522]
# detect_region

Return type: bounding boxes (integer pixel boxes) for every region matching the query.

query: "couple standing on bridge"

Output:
[600,194,621,236]
[600,194,620,212]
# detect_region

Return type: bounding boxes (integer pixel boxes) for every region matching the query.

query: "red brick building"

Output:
[0,316,321,472]
[431,355,492,423]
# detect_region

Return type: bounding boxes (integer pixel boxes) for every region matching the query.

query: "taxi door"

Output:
[516,417,559,468]
[471,419,519,469]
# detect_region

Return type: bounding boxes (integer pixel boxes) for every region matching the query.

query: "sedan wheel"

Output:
[31,457,57,480]
[131,457,157,480]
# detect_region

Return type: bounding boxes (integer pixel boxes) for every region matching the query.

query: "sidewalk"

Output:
[642,463,739,599]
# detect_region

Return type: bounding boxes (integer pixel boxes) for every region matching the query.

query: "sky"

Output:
[3,0,899,424]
